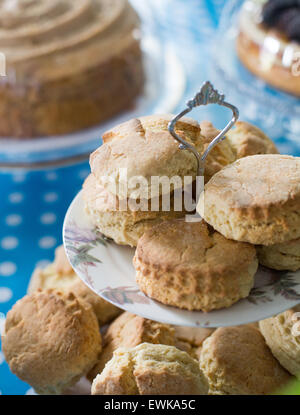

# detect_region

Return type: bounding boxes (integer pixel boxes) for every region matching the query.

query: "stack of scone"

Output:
[3,114,300,395]
[198,154,300,273]
[133,219,258,311]
[94,320,294,395]
[83,115,281,312]
[1,246,298,395]
[83,116,278,247]
[83,114,204,247]
[134,153,300,312]
[1,245,299,395]
[1,246,214,395]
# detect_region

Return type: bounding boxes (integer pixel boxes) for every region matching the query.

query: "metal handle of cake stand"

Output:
[168,81,239,177]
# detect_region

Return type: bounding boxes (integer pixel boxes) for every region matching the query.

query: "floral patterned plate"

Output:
[63,191,300,327]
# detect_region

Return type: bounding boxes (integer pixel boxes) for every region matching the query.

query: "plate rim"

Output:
[63,190,300,328]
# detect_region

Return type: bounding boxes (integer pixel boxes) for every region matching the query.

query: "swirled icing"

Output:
[0,0,140,81]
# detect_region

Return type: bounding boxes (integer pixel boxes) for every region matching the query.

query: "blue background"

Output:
[0,0,299,395]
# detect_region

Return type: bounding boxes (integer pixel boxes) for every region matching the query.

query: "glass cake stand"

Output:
[0,1,186,166]
[210,0,300,156]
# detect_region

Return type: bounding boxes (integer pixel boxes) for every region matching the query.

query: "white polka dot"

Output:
[12,173,26,183]
[35,259,51,269]
[78,169,90,180]
[40,212,57,225]
[39,236,56,249]
[0,262,16,276]
[8,192,23,204]
[26,388,36,395]
[5,214,22,226]
[0,287,12,303]
[44,192,58,203]
[1,236,18,250]
[45,172,58,181]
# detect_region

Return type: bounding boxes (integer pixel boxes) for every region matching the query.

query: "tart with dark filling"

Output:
[237,0,300,96]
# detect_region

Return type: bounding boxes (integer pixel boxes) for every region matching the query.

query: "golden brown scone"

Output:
[200,120,278,183]
[28,245,121,325]
[87,311,175,381]
[174,326,215,359]
[83,173,185,247]
[257,238,300,272]
[200,325,292,395]
[90,115,204,200]
[133,220,257,311]
[200,121,236,183]
[259,307,300,378]
[198,155,300,245]
[2,291,102,395]
[226,121,278,159]
[91,343,209,395]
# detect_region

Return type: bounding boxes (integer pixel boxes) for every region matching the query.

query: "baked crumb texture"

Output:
[91,343,209,395]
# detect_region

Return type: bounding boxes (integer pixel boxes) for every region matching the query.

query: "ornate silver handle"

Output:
[168,81,239,177]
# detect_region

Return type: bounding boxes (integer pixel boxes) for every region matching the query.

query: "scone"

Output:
[225,121,279,158]
[28,245,121,325]
[200,325,292,395]
[133,220,258,311]
[174,326,215,359]
[83,173,185,247]
[90,115,204,200]
[87,311,175,381]
[201,120,278,183]
[91,343,209,395]
[200,121,236,183]
[2,291,102,395]
[259,307,300,378]
[0,0,144,137]
[198,155,300,245]
[257,238,300,272]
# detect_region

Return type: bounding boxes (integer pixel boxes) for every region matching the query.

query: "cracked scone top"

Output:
[2,290,102,395]
[198,155,300,245]
[91,343,209,395]
[0,0,144,137]
[90,115,204,200]
[133,220,257,311]
[87,311,176,381]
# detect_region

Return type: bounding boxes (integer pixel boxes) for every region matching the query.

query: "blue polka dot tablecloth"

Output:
[0,160,91,395]
[0,0,299,395]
